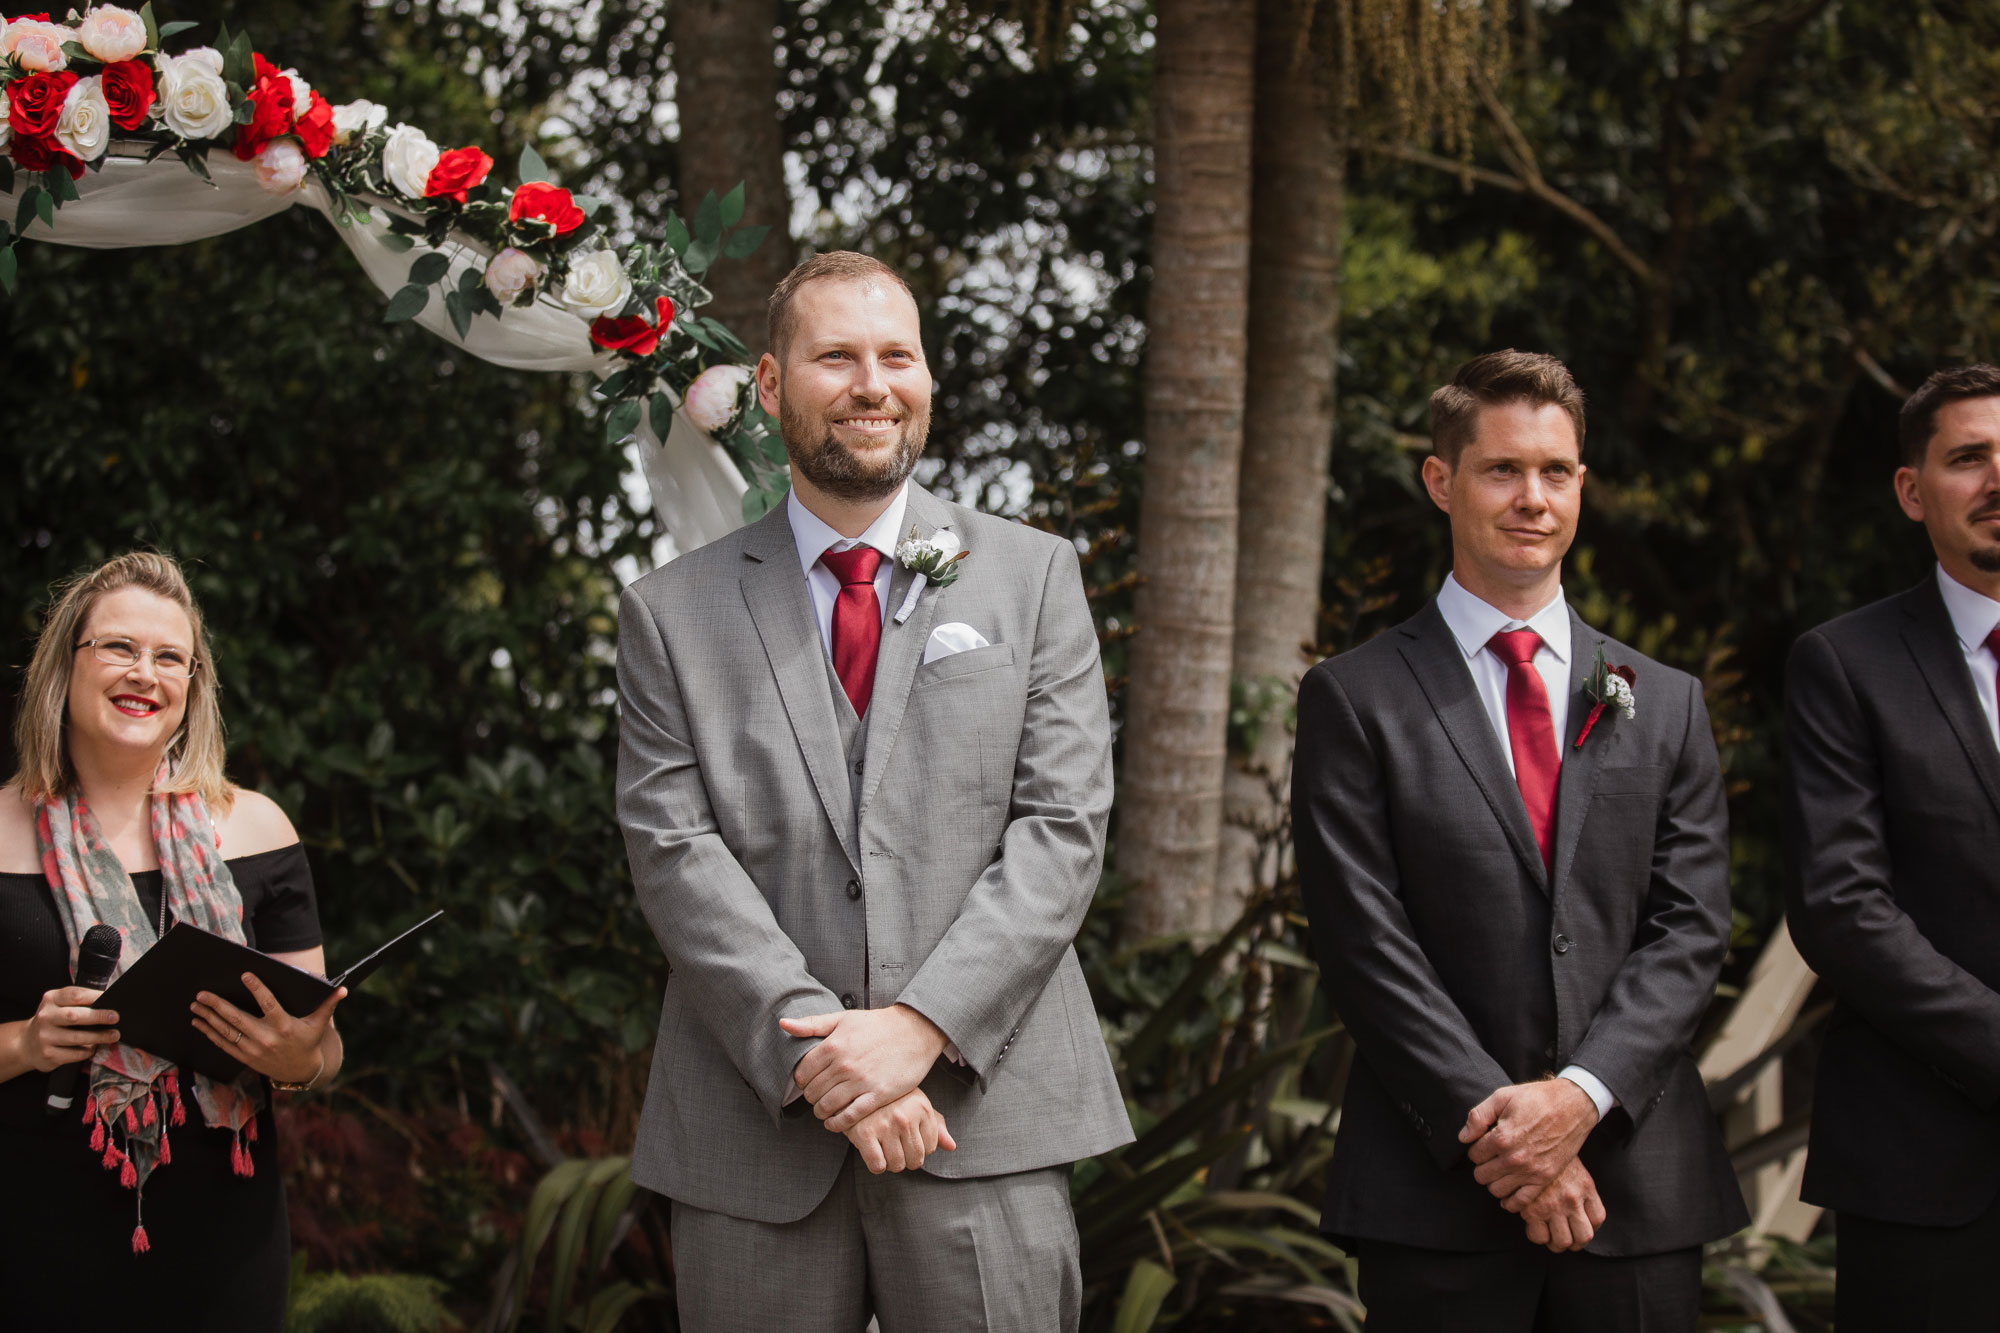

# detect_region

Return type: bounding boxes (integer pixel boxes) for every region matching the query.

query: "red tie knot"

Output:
[821,545,882,587]
[1489,628,1543,667]
[1985,624,2000,658]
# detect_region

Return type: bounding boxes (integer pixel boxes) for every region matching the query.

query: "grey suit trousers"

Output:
[670,1154,1079,1332]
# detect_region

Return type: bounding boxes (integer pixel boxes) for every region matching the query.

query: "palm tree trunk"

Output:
[671,0,795,355]
[1117,0,1257,940]
[1215,0,1344,929]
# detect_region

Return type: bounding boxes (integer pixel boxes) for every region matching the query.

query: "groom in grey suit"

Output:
[616,250,1131,1331]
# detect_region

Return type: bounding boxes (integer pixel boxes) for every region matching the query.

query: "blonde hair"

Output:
[11,551,230,807]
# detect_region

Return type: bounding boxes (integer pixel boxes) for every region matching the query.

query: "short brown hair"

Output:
[11,551,230,808]
[1899,364,2000,468]
[1429,350,1587,465]
[765,251,915,359]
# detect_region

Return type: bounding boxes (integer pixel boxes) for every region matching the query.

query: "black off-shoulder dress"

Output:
[0,845,321,1331]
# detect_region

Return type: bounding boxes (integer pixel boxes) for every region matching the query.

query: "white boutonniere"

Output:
[1575,645,1637,748]
[892,527,968,623]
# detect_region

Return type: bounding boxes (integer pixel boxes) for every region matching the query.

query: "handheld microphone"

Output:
[45,924,122,1116]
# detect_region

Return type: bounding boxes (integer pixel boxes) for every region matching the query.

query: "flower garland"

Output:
[2,4,795,522]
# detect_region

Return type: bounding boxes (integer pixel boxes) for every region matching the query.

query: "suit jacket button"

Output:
[1553,934,1572,955]
[840,993,858,1009]
[853,757,864,774]
[846,879,862,900]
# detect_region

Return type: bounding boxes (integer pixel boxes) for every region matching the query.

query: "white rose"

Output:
[2,18,72,71]
[159,45,223,76]
[681,363,754,434]
[157,52,233,140]
[559,249,632,321]
[331,99,386,146]
[282,70,312,118]
[0,89,11,153]
[76,6,147,64]
[483,247,543,303]
[380,123,440,199]
[54,75,110,164]
[254,139,307,194]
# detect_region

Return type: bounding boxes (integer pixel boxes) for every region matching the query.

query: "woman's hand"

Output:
[19,986,121,1072]
[191,973,343,1085]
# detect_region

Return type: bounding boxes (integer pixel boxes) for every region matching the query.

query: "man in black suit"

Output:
[1783,363,2000,1328]
[1293,351,1747,1331]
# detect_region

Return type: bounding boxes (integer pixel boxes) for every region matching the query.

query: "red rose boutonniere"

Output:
[1575,646,1636,749]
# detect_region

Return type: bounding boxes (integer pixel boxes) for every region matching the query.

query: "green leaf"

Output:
[573,195,602,219]
[1111,1260,1176,1333]
[139,1,159,48]
[178,147,211,183]
[383,284,430,323]
[648,391,673,442]
[61,41,89,63]
[719,181,746,229]
[682,237,718,277]
[692,190,722,246]
[580,1283,656,1333]
[14,188,43,238]
[595,369,634,400]
[605,399,642,445]
[51,169,79,205]
[378,231,415,253]
[662,213,691,257]
[157,20,198,39]
[445,290,472,341]
[457,265,484,294]
[34,188,55,230]
[408,252,452,286]
[507,1159,594,1331]
[0,246,16,297]
[518,144,552,184]
[742,488,772,523]
[0,158,12,194]
[723,224,771,260]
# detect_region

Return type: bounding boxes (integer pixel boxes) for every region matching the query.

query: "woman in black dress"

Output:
[0,552,344,1329]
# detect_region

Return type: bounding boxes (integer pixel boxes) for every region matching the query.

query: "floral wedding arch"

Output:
[0,3,794,550]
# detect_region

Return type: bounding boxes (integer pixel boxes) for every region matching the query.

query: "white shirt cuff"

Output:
[945,1041,963,1065]
[1558,1065,1617,1121]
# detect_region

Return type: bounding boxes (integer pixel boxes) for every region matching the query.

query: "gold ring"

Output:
[229,1028,242,1044]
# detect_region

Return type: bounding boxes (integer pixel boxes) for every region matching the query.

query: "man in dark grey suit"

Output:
[1783,363,2000,1328]
[1292,351,1746,1330]
[616,251,1131,1330]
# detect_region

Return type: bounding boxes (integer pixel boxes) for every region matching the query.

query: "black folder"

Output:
[92,910,442,1080]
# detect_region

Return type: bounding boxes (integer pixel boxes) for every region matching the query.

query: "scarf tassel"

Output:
[229,1133,254,1178]
[89,1118,106,1153]
[130,1224,150,1254]
[166,1073,186,1127]
[157,1129,171,1166]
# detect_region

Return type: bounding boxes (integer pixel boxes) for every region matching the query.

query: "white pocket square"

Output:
[923,622,991,665]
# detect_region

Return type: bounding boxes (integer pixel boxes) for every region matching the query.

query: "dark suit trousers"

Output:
[1354,1239,1701,1333]
[1838,1188,2000,1332]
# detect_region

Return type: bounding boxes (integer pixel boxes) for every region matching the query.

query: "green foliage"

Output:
[287,1255,457,1333]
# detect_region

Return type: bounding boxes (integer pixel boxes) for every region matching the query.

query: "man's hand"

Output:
[1460,1076,1600,1204]
[781,1003,949,1131]
[1520,1156,1606,1252]
[844,1087,958,1174]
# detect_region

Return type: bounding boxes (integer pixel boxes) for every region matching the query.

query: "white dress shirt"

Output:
[1936,564,2000,744]
[1433,574,1616,1122]
[787,482,909,659]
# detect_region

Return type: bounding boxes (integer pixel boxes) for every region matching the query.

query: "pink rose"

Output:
[75,6,146,64]
[253,139,307,194]
[2,18,72,71]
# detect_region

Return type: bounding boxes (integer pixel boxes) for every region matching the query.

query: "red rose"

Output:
[590,296,676,358]
[100,60,156,132]
[7,70,76,140]
[424,145,493,204]
[11,133,82,180]
[294,91,334,159]
[233,56,297,161]
[508,181,585,236]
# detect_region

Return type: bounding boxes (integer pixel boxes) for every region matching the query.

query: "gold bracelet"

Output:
[270,1049,327,1094]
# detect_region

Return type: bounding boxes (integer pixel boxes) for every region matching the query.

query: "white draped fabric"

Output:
[1,148,748,551]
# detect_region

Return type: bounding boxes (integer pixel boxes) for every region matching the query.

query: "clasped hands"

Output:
[780,1004,956,1175]
[1459,1077,1605,1253]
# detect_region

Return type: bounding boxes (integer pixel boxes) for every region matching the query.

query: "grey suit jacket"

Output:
[1293,598,1747,1255]
[616,483,1133,1223]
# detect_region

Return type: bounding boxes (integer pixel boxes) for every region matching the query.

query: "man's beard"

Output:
[1971,501,2000,573]
[780,393,929,503]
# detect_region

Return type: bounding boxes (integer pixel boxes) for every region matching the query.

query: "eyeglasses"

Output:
[74,638,199,680]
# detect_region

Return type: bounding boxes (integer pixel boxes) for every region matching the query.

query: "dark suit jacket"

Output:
[1293,597,1747,1256]
[1782,576,2000,1227]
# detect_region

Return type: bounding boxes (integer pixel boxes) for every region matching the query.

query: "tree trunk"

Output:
[1117,0,1257,940]
[671,0,795,356]
[1215,0,1344,930]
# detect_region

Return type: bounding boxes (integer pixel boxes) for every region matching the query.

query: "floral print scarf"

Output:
[37,781,265,1254]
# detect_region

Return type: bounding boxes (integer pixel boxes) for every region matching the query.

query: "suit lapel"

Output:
[1550,609,1609,902]
[1397,601,1551,893]
[857,486,949,815]
[740,503,862,872]
[1902,578,2000,822]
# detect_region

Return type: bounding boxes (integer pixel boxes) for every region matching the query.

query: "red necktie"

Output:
[1489,629,1559,872]
[821,545,883,716]
[1985,627,2000,735]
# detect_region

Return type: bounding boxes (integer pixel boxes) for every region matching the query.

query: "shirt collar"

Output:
[1437,572,1571,664]
[787,482,910,580]
[1936,563,2000,654]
